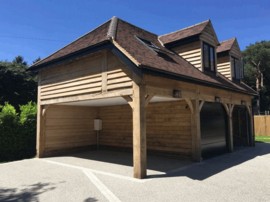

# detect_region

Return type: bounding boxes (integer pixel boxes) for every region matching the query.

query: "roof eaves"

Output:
[142,65,256,96]
[159,19,210,38]
[164,34,201,48]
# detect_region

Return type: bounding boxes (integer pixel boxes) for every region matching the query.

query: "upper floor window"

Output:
[231,57,243,81]
[203,42,215,72]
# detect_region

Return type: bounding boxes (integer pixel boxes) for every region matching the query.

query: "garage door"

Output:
[200,102,228,158]
[232,106,251,147]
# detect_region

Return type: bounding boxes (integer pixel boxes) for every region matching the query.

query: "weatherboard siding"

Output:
[43,105,97,155]
[173,41,202,70]
[230,43,242,58]
[200,24,218,46]
[217,55,231,80]
[39,51,132,104]
[98,101,192,156]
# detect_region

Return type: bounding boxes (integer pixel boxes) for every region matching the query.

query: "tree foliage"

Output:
[243,41,270,112]
[0,102,37,162]
[0,56,37,110]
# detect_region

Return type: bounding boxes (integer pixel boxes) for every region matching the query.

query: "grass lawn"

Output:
[255,136,270,143]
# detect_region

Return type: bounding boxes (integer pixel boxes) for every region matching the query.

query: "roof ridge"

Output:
[117,17,158,36]
[159,19,210,38]
[32,18,112,67]
[107,16,118,40]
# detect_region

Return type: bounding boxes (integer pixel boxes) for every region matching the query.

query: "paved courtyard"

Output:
[1,143,270,202]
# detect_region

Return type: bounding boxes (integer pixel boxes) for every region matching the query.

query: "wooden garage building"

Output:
[30,17,257,179]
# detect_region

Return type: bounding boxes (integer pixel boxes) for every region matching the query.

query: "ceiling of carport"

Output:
[58,96,180,107]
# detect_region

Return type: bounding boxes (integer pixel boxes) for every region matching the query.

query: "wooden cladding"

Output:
[200,24,218,47]
[107,69,132,91]
[43,105,98,155]
[98,101,192,156]
[146,101,192,155]
[99,105,133,148]
[173,41,202,70]
[39,51,132,104]
[217,55,231,80]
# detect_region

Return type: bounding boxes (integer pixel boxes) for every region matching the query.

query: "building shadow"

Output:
[45,143,270,180]
[147,143,270,180]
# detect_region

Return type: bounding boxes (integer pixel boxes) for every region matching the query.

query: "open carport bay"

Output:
[1,143,270,202]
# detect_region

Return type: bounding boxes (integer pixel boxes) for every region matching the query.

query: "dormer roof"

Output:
[217,38,242,57]
[159,20,219,47]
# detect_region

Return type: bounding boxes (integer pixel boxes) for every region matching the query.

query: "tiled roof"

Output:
[217,38,236,53]
[30,17,256,95]
[159,20,209,45]
[32,19,112,67]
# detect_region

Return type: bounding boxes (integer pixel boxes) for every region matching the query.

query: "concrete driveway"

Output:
[1,143,270,202]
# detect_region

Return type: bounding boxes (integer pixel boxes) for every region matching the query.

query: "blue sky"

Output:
[0,0,269,64]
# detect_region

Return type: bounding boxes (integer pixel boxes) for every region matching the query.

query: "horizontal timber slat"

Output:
[41,81,102,96]
[41,86,101,100]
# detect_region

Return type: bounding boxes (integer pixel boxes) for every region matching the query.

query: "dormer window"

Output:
[231,57,243,81]
[203,42,216,72]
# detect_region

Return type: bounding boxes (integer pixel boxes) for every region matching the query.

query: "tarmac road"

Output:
[0,143,270,202]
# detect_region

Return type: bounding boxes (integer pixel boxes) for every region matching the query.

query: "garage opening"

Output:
[200,102,228,158]
[42,97,191,176]
[232,105,251,148]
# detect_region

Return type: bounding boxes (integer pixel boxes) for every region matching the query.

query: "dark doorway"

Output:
[232,106,251,148]
[201,102,228,158]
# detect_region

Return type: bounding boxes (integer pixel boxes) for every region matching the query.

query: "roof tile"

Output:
[159,20,209,45]
[30,17,256,95]
[217,38,236,53]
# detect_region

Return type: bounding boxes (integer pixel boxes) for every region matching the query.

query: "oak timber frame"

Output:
[35,49,255,179]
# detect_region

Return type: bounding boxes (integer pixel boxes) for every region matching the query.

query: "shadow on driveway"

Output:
[0,182,55,202]
[148,143,270,180]
[45,143,270,181]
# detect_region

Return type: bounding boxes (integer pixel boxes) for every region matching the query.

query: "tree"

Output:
[243,41,270,113]
[12,55,27,66]
[32,57,41,64]
[0,56,37,110]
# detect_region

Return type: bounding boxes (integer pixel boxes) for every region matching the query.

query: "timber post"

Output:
[227,104,234,152]
[132,82,147,179]
[190,99,202,161]
[36,105,47,157]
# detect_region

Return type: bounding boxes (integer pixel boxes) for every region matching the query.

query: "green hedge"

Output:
[0,102,37,162]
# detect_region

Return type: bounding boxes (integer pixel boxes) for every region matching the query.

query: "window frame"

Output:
[231,56,243,81]
[203,42,216,72]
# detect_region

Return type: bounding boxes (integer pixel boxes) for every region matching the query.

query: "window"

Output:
[203,43,216,72]
[136,36,161,51]
[136,36,176,63]
[231,57,243,80]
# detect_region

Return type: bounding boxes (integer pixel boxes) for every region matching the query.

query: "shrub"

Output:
[0,102,37,162]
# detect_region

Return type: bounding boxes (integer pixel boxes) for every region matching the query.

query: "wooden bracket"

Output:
[199,100,205,112]
[185,98,194,114]
[221,103,230,116]
[145,94,154,106]
[41,105,50,117]
[123,94,154,108]
[227,104,234,117]
[122,95,133,108]
[246,105,252,116]
[185,99,204,114]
